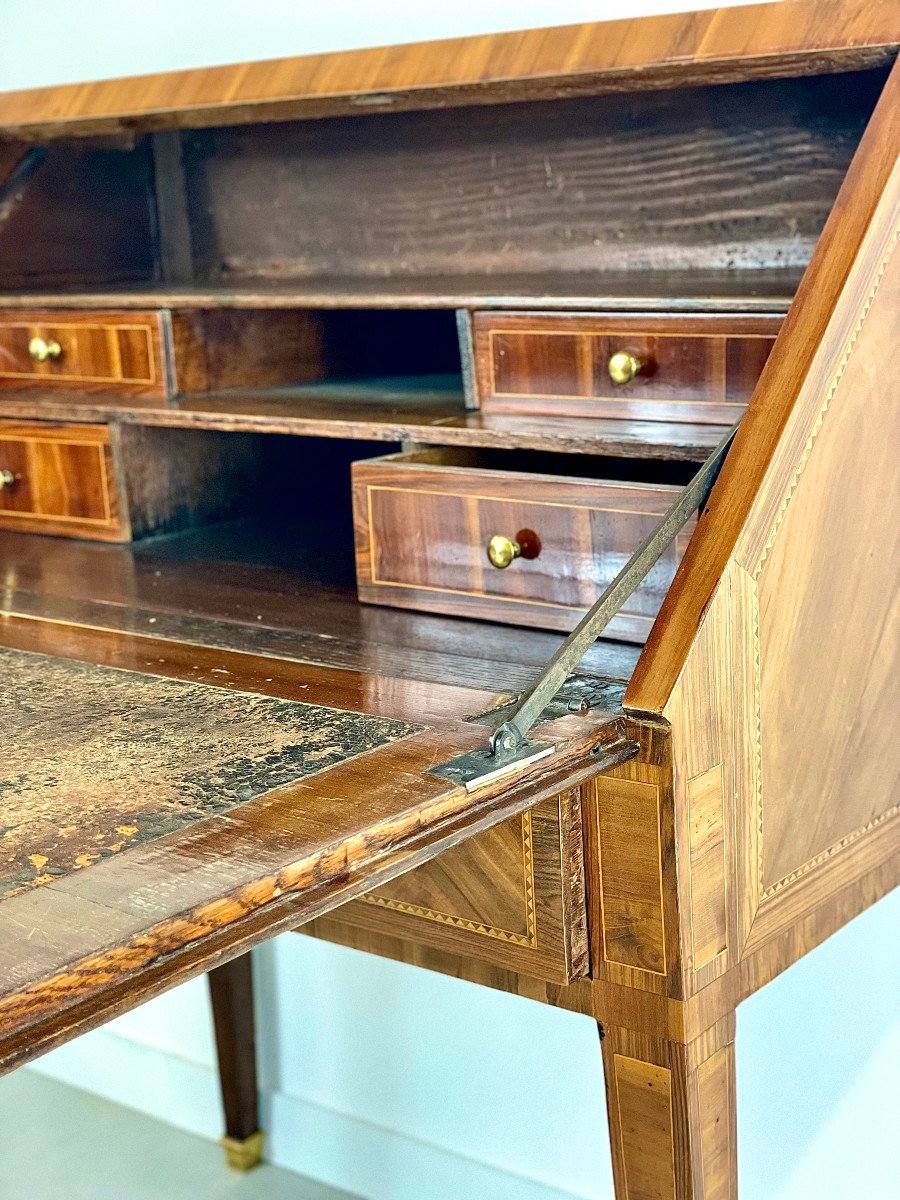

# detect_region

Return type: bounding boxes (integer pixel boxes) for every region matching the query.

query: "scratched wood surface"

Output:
[0,646,419,899]
[0,614,627,1075]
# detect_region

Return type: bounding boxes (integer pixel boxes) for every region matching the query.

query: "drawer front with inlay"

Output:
[0,310,168,396]
[353,449,694,642]
[0,421,124,540]
[317,791,589,984]
[472,312,781,424]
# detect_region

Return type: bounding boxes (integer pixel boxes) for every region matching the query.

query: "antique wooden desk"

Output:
[0,3,897,1195]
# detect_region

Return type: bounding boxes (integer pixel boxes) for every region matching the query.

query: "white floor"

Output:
[0,1070,359,1200]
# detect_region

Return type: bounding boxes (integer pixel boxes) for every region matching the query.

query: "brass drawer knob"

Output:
[608,350,642,385]
[0,469,16,489]
[28,336,63,363]
[487,534,521,569]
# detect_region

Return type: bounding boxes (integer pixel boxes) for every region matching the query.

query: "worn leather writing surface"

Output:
[0,647,419,898]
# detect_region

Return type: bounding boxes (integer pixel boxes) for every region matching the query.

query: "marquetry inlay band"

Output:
[751,217,900,902]
[360,810,538,947]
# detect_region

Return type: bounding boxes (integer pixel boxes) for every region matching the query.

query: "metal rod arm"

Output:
[489,422,740,756]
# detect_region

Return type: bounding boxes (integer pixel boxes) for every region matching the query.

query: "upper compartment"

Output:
[0,66,889,307]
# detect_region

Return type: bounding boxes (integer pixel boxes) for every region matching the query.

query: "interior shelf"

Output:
[0,382,725,461]
[0,269,800,314]
[0,523,640,694]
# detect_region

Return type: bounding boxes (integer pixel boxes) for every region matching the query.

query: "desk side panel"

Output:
[661,148,900,988]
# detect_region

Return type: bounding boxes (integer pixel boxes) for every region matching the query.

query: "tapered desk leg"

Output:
[208,953,265,1171]
[600,1014,737,1200]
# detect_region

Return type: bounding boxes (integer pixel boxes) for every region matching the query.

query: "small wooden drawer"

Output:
[307,791,589,984]
[0,310,168,396]
[472,312,782,424]
[353,448,694,642]
[0,421,123,539]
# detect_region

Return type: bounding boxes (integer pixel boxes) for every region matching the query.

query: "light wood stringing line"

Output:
[360,810,538,947]
[0,322,157,384]
[488,327,769,404]
[750,218,900,901]
[0,436,114,526]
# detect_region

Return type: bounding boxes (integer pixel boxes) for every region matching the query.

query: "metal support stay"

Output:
[429,421,739,788]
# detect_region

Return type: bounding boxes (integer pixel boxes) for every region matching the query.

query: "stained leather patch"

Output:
[0,647,420,897]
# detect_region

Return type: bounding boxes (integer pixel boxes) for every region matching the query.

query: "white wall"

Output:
[3,3,897,1198]
[0,0,760,91]
[28,892,900,1200]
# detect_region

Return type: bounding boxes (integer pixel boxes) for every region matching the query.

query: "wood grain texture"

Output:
[353,449,695,642]
[0,270,800,313]
[150,132,194,287]
[168,310,327,394]
[0,611,628,1075]
[613,1055,677,1200]
[602,1016,737,1200]
[585,721,684,1000]
[474,314,781,425]
[0,0,893,139]
[686,766,727,973]
[0,522,640,694]
[307,847,898,1044]
[0,309,167,396]
[314,789,588,984]
[0,419,123,540]
[595,778,667,977]
[207,954,261,1144]
[627,58,900,712]
[0,142,156,289]
[0,645,418,898]
[0,387,726,462]
[0,419,266,544]
[300,919,598,1014]
[629,63,900,986]
[749,243,899,901]
[111,424,263,539]
[178,74,875,285]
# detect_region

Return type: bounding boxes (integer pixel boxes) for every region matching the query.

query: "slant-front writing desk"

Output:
[0,3,897,1195]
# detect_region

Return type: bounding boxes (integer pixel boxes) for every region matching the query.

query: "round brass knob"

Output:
[608,350,642,385]
[28,336,63,363]
[487,534,521,569]
[0,469,16,489]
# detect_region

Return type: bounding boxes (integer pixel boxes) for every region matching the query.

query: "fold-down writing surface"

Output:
[0,646,419,899]
[0,615,626,1075]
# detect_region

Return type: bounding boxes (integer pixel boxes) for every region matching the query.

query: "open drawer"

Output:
[353,448,696,643]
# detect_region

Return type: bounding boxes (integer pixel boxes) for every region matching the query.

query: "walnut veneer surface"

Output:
[353,449,695,641]
[473,313,781,424]
[0,310,166,396]
[0,421,122,540]
[0,610,627,1073]
[0,0,894,138]
[0,7,897,1199]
